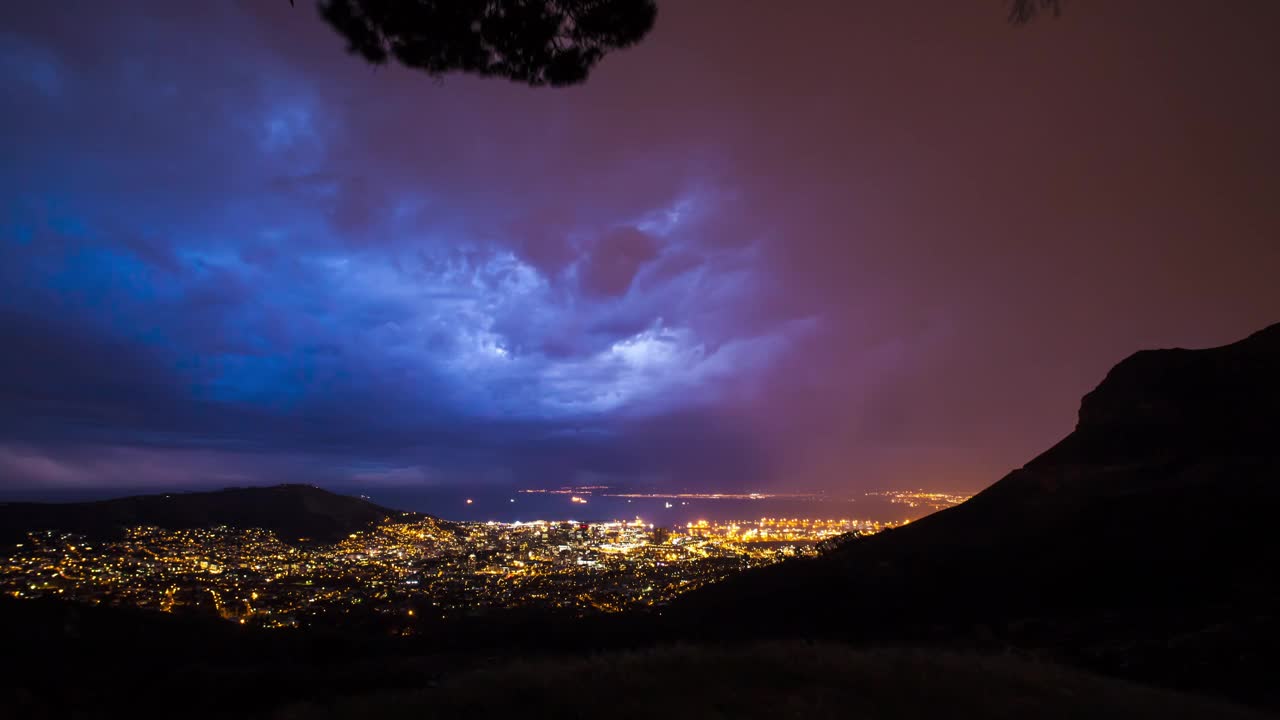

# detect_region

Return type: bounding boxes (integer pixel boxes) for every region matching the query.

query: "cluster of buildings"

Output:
[865,490,972,510]
[0,514,900,630]
[676,516,906,543]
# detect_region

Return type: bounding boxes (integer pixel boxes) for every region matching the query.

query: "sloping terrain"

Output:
[278,643,1273,720]
[5,325,1279,716]
[0,483,422,543]
[672,323,1280,705]
[5,599,1265,720]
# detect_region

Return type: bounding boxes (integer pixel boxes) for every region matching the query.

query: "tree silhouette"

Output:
[298,1,1055,88]
[1008,0,1063,25]
[308,0,657,87]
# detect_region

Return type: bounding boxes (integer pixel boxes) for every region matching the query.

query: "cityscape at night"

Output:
[1,492,947,627]
[2,0,1278,718]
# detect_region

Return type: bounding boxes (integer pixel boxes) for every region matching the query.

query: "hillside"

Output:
[282,643,1272,720]
[4,326,1279,717]
[3,598,1266,719]
[671,323,1280,706]
[0,484,422,544]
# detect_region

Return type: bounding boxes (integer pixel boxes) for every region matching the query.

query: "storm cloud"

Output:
[1,1,1277,492]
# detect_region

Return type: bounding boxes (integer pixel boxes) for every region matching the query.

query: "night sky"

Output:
[2,1,1278,494]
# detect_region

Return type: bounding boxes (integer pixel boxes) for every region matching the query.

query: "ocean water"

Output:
[0,484,934,527]
[333,486,926,526]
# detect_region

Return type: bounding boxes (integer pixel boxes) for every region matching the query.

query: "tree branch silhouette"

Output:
[308,0,657,87]
[1008,0,1064,25]
[293,1,1058,88]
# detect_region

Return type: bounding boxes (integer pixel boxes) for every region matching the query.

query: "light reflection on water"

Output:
[0,484,941,527]
[337,486,929,526]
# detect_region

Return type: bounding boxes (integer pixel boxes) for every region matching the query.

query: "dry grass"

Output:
[278,642,1274,720]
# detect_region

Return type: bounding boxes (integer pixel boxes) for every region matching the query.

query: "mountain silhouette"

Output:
[0,483,422,544]
[672,323,1280,704]
[3,326,1279,715]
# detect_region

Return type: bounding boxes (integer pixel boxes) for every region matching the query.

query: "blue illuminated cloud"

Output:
[0,2,809,490]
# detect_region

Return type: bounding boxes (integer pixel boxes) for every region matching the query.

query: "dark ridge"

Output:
[0,483,424,544]
[669,322,1280,708]
[1030,320,1280,469]
[4,597,1270,720]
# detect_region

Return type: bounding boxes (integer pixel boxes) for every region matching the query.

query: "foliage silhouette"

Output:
[304,0,657,87]
[1009,0,1064,25]
[295,1,1063,88]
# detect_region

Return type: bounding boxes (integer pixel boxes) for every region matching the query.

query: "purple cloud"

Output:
[1,1,1278,495]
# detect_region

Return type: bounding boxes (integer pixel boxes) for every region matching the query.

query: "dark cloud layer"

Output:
[1,1,1278,493]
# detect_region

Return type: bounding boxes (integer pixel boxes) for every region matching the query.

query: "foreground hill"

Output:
[284,643,1270,720]
[673,323,1280,706]
[1,598,1266,720]
[0,484,420,544]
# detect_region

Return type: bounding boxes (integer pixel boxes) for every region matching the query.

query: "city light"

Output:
[0,510,939,631]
